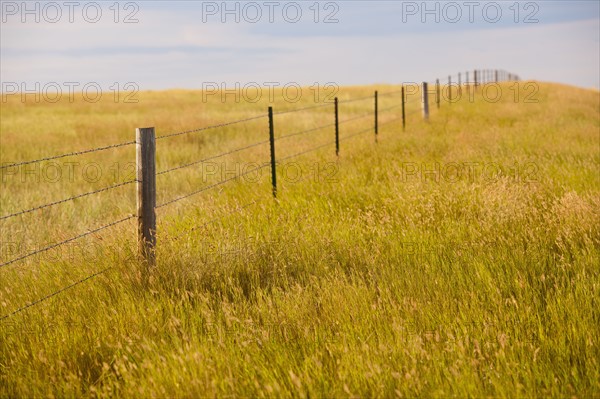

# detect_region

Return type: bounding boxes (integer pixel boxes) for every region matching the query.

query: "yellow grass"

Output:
[0,81,598,397]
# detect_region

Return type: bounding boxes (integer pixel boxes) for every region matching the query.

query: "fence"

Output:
[0,69,519,320]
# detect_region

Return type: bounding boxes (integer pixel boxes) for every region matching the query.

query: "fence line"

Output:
[0,215,134,268]
[0,266,113,321]
[156,163,271,209]
[0,69,520,320]
[156,140,269,176]
[0,179,136,221]
[0,140,135,170]
[278,122,336,141]
[156,114,267,140]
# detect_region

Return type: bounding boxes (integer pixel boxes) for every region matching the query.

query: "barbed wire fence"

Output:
[0,69,520,321]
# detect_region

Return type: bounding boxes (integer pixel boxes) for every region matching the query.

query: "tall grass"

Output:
[0,82,598,397]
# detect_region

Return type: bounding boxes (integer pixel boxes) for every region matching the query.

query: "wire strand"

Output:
[279,141,334,162]
[338,95,373,104]
[273,102,332,116]
[338,112,373,126]
[156,164,269,209]
[0,180,135,221]
[168,199,261,242]
[0,141,135,170]
[0,215,134,268]
[156,115,267,140]
[277,122,335,141]
[156,140,269,176]
[0,266,113,321]
[339,127,372,142]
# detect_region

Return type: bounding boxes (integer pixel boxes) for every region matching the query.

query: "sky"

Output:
[1,0,599,92]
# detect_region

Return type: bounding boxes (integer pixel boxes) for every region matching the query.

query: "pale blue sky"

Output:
[1,1,599,90]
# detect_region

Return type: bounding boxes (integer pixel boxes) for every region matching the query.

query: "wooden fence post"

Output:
[421,82,429,121]
[136,127,156,267]
[436,79,440,109]
[268,106,277,198]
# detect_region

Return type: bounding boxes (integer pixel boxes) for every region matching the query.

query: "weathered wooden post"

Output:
[435,79,440,109]
[421,82,429,121]
[136,127,156,267]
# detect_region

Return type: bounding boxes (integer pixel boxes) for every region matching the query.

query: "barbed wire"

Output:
[378,104,402,113]
[379,116,404,128]
[0,180,135,221]
[157,163,269,209]
[0,266,113,321]
[156,114,267,140]
[0,215,134,269]
[277,122,336,141]
[338,95,374,104]
[273,102,332,116]
[338,112,373,126]
[378,89,404,97]
[0,140,135,171]
[157,140,269,176]
[339,127,373,142]
[168,198,261,242]
[279,140,334,162]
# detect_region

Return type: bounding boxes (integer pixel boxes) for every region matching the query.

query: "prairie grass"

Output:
[0,82,598,397]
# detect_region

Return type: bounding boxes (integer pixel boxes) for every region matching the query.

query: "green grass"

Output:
[0,82,599,397]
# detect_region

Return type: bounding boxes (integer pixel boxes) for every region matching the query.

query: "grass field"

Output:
[0,81,599,397]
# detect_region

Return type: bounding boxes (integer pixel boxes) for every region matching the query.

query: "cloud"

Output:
[1,2,598,90]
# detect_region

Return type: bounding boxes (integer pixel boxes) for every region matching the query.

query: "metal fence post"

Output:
[334,97,339,156]
[268,107,277,198]
[401,85,406,131]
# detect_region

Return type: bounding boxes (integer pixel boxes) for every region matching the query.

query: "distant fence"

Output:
[0,68,519,320]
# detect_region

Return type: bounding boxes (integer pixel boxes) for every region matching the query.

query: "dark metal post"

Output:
[268,107,277,198]
[401,85,406,131]
[334,97,339,156]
